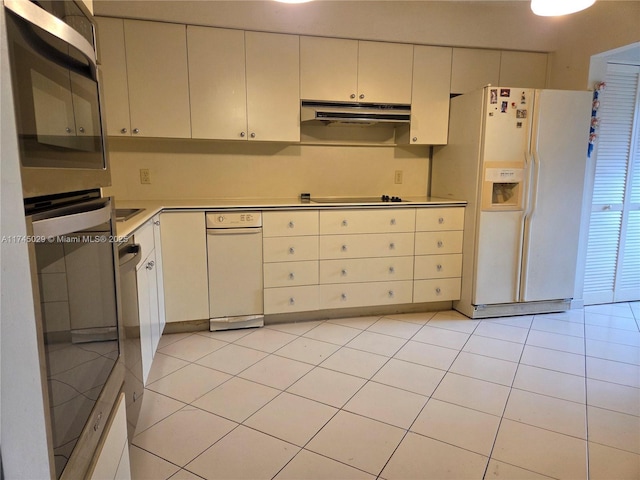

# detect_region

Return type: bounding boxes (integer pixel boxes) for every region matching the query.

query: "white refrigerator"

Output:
[431,87,592,318]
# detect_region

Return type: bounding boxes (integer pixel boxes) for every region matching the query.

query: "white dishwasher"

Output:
[206,212,264,331]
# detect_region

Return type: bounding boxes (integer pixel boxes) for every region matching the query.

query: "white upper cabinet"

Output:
[245,31,300,142]
[409,45,452,145]
[95,17,131,136]
[300,36,413,104]
[124,20,191,138]
[450,48,501,95]
[300,36,358,103]
[499,51,548,89]
[188,27,247,140]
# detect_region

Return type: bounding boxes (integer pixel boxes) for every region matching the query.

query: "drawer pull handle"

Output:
[154,220,160,226]
[438,217,445,224]
[289,273,295,280]
[342,220,348,227]
[341,293,347,301]
[389,266,395,274]
[341,269,347,276]
[289,297,295,305]
[146,260,155,270]
[389,242,395,250]
[289,247,295,255]
[288,221,295,228]
[390,218,396,225]
[435,287,442,294]
[388,290,394,298]
[341,245,348,252]
[436,264,443,271]
[437,241,444,248]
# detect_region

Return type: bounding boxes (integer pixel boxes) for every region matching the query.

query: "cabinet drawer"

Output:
[320,209,415,234]
[416,207,464,232]
[414,254,462,279]
[415,231,463,255]
[264,285,319,314]
[263,211,319,237]
[264,261,318,288]
[320,256,413,284]
[320,233,414,259]
[263,236,319,262]
[413,278,461,303]
[320,281,413,309]
[133,219,155,257]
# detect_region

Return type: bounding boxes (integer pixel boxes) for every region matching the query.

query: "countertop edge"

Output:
[114,197,467,237]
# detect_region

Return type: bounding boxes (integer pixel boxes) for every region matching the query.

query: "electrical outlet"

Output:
[139,168,151,184]
[394,170,403,184]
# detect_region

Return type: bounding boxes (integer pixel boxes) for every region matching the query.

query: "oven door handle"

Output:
[4,0,97,70]
[31,200,111,238]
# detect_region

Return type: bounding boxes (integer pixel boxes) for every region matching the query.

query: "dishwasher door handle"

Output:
[207,228,262,235]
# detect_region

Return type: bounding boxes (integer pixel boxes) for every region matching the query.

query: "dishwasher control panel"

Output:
[206,211,262,228]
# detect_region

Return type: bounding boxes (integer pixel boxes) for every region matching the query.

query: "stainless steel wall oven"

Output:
[4,0,122,478]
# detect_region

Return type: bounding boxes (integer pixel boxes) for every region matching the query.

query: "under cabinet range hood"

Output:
[301,101,411,126]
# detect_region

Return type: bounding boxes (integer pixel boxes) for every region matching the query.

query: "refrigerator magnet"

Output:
[500,88,511,97]
[501,101,508,113]
[490,89,498,104]
[516,109,527,118]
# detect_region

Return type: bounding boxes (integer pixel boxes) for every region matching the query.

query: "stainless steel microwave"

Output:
[4,0,111,198]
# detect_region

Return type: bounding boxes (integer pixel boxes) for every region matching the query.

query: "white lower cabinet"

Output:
[413,207,464,304]
[320,281,413,309]
[264,285,319,314]
[90,392,131,480]
[160,212,209,323]
[133,218,163,384]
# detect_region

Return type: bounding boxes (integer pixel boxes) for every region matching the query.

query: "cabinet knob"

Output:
[341,220,348,227]
[146,260,155,270]
[65,127,72,133]
[341,293,347,301]
[388,290,395,298]
[437,240,444,248]
[289,297,295,305]
[436,264,443,271]
[341,245,348,252]
[359,94,365,99]
[288,221,295,228]
[240,132,246,137]
[389,266,395,274]
[412,137,418,142]
[121,128,128,134]
[250,132,256,138]
[341,269,347,276]
[288,247,295,255]
[133,128,140,134]
[79,127,85,133]
[389,242,395,250]
[350,93,356,99]
[154,220,160,226]
[438,217,445,224]
[435,287,442,294]
[390,218,396,225]
[289,272,295,280]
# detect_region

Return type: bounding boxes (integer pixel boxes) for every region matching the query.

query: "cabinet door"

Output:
[450,48,501,94]
[188,26,248,140]
[245,31,300,142]
[160,212,209,323]
[300,36,358,102]
[152,215,165,335]
[357,41,413,104]
[124,20,191,138]
[136,252,153,384]
[499,51,548,89]
[95,17,131,136]
[410,46,452,145]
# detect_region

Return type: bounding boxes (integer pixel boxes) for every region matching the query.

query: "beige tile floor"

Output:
[129,303,640,479]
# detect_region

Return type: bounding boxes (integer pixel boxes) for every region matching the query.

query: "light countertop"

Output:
[114,196,466,237]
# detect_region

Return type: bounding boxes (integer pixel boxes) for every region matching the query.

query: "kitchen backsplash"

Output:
[104,139,430,201]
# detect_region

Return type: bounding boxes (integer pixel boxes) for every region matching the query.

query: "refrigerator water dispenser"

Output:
[481,162,525,210]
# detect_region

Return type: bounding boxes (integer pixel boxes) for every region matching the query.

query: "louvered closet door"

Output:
[583,63,640,304]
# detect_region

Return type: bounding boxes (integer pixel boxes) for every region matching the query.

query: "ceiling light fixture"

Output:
[531,0,596,16]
